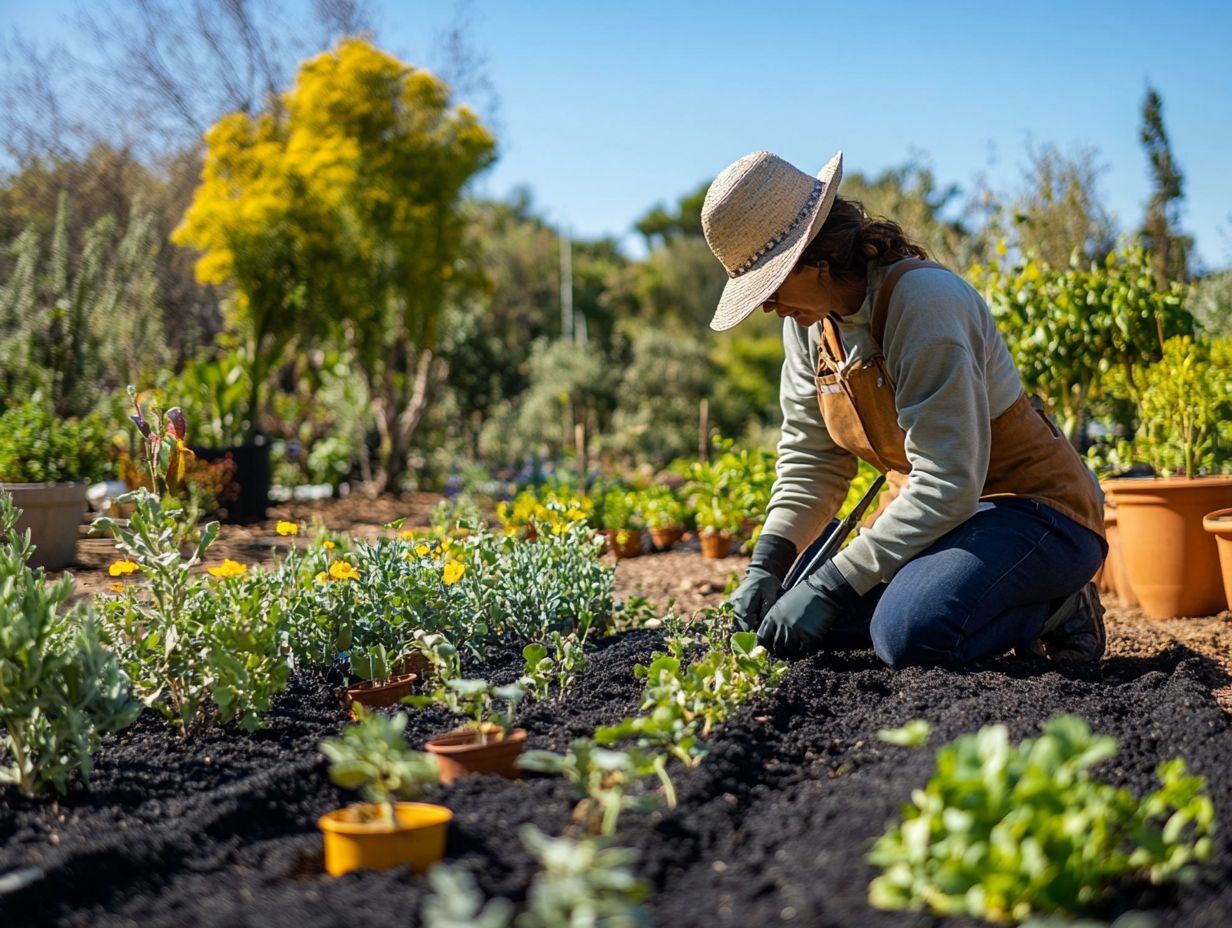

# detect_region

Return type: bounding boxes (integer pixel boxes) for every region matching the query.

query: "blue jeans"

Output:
[812,498,1106,667]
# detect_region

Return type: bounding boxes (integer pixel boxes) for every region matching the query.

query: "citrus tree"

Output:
[174,38,495,483]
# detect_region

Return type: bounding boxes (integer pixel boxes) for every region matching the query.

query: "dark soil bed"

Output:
[3,631,1231,927]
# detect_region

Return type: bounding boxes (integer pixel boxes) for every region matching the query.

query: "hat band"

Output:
[728,179,824,279]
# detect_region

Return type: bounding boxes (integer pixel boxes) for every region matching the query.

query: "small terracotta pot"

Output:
[604,530,643,559]
[346,673,417,710]
[318,801,452,876]
[648,527,684,551]
[1202,508,1232,613]
[699,531,733,559]
[393,652,432,682]
[425,727,527,784]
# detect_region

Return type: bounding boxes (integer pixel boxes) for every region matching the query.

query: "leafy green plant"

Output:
[0,401,112,484]
[1109,336,1232,476]
[320,707,441,825]
[520,632,589,702]
[0,491,139,795]
[422,866,515,928]
[93,397,290,735]
[437,680,526,742]
[595,628,785,766]
[868,714,1214,923]
[637,485,686,531]
[519,738,671,836]
[517,826,650,928]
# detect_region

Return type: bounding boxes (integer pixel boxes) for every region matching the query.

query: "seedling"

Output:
[319,706,440,825]
[520,631,589,702]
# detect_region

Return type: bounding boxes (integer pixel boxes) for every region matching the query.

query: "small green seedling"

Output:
[319,706,440,825]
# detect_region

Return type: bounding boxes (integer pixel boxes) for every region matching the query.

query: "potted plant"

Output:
[171,350,272,524]
[640,486,686,551]
[346,642,418,711]
[0,401,112,569]
[690,492,745,560]
[318,707,450,876]
[417,679,527,784]
[1101,337,1232,618]
[596,487,644,559]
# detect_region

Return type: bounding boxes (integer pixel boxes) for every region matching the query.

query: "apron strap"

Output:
[819,312,847,371]
[871,259,949,347]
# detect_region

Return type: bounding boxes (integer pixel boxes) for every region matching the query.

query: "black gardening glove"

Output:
[728,533,797,633]
[756,559,860,659]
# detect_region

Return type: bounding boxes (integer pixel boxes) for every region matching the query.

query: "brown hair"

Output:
[800,197,928,284]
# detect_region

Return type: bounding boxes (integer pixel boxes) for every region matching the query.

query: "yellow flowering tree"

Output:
[174,38,495,478]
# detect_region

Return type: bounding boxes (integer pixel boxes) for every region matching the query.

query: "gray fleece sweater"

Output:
[760,262,1024,595]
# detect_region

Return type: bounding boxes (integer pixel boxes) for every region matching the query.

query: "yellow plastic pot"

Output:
[318,802,452,876]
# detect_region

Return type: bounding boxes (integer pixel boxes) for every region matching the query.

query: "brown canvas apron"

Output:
[814,258,1105,540]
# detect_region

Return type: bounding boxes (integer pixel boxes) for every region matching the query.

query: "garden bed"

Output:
[3,630,1231,927]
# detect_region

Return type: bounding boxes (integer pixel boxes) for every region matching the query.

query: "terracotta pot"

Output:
[393,651,432,682]
[346,673,417,710]
[699,531,734,559]
[425,727,527,784]
[604,530,643,559]
[318,801,452,876]
[1102,505,1138,608]
[0,482,88,569]
[648,526,684,551]
[1102,476,1232,618]
[1202,508,1232,613]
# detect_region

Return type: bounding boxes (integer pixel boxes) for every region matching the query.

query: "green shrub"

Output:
[95,491,290,736]
[0,401,112,483]
[868,714,1214,923]
[0,491,138,796]
[636,485,685,531]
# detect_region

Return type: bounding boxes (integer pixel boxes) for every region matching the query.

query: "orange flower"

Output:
[208,559,248,579]
[108,560,139,577]
[110,582,124,594]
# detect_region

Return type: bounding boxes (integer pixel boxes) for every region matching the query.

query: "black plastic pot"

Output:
[194,436,272,524]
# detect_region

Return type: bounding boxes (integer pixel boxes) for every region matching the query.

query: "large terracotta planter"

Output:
[318,801,452,876]
[0,482,88,569]
[1101,504,1138,609]
[1202,508,1232,613]
[1102,476,1232,618]
[425,727,526,784]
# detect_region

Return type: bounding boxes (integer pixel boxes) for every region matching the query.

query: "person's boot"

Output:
[1026,582,1106,662]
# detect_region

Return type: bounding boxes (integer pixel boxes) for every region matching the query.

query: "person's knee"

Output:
[871,612,953,669]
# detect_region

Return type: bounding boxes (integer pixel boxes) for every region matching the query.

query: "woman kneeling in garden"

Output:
[703,150,1107,666]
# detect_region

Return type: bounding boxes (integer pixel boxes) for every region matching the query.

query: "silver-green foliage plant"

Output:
[421,828,650,928]
[0,491,139,796]
[410,678,526,743]
[319,707,440,825]
[95,490,290,736]
[519,739,669,836]
[868,714,1214,923]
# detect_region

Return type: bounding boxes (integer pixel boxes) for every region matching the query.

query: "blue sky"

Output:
[5,0,1231,269]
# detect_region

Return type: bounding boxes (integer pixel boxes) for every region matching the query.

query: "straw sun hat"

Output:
[702,150,843,331]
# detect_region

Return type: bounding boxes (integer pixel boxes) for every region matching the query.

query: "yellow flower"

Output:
[108,560,139,577]
[414,543,430,557]
[442,561,465,585]
[439,538,452,552]
[400,530,417,540]
[276,521,299,536]
[110,582,124,594]
[329,560,360,581]
[315,570,329,585]
[208,559,248,579]
[322,540,336,550]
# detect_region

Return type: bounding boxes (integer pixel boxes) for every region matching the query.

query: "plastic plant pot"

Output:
[425,727,527,784]
[346,673,417,711]
[318,801,452,876]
